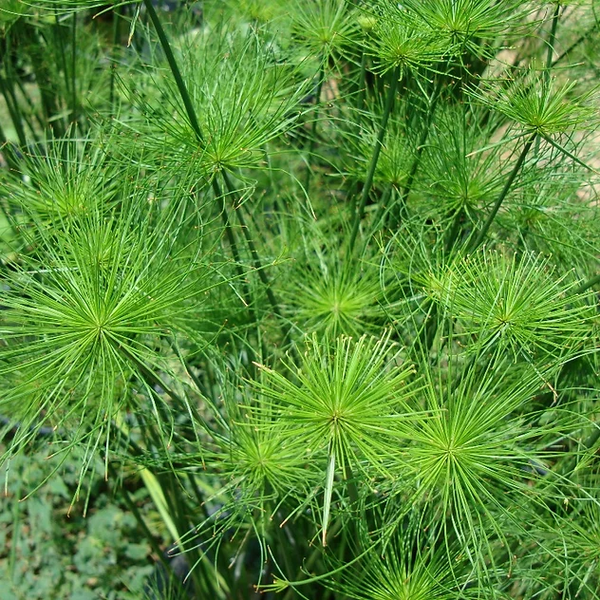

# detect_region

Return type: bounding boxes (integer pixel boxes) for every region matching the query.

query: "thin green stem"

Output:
[392,80,443,225]
[342,457,359,508]
[116,344,212,447]
[71,12,78,124]
[142,0,204,143]
[536,3,560,156]
[412,300,440,363]
[109,6,122,116]
[303,64,325,195]
[0,70,27,148]
[552,23,597,67]
[14,77,44,139]
[156,474,210,596]
[143,0,259,322]
[142,0,259,323]
[365,185,392,245]
[349,68,399,250]
[211,177,254,315]
[222,171,291,343]
[574,273,600,294]
[281,519,344,600]
[54,11,71,111]
[444,207,465,255]
[27,27,64,137]
[2,34,40,143]
[356,50,367,115]
[469,133,536,252]
[7,84,32,144]
[186,473,209,519]
[271,509,296,582]
[545,3,561,86]
[0,135,20,172]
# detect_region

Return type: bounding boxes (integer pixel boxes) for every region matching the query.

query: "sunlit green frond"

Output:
[420,106,507,218]
[1,135,118,227]
[399,0,528,58]
[254,333,415,471]
[385,352,573,577]
[332,522,471,600]
[290,0,360,63]
[125,27,313,181]
[0,179,221,465]
[362,1,453,77]
[282,246,384,338]
[440,250,594,359]
[469,72,597,138]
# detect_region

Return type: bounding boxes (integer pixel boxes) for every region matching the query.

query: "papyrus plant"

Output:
[0,1,599,599]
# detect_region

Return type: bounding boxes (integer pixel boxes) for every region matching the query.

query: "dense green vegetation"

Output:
[1,1,599,598]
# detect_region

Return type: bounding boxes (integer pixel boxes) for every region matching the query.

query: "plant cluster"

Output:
[0,1,599,598]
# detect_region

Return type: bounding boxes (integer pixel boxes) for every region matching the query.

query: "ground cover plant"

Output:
[0,1,599,598]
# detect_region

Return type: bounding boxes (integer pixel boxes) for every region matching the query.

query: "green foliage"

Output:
[470,72,597,138]
[434,250,594,358]
[1,162,219,461]
[399,0,527,58]
[290,0,359,64]
[255,333,414,471]
[0,0,28,29]
[365,1,451,77]
[0,0,599,598]
[127,27,311,179]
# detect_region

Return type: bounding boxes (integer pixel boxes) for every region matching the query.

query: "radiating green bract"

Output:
[123,26,313,184]
[0,140,225,476]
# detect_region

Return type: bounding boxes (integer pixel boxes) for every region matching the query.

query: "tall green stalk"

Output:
[1,33,41,142]
[535,3,560,156]
[14,76,44,138]
[70,11,77,124]
[54,11,71,115]
[545,3,561,86]
[349,67,399,250]
[574,272,600,294]
[0,69,27,148]
[365,185,393,245]
[469,132,536,251]
[0,120,19,171]
[141,0,257,317]
[552,21,597,67]
[391,78,443,227]
[281,519,345,600]
[142,0,203,143]
[303,64,325,195]
[221,171,292,343]
[211,177,254,314]
[356,50,367,116]
[444,206,465,255]
[142,0,294,339]
[26,25,64,137]
[108,5,122,116]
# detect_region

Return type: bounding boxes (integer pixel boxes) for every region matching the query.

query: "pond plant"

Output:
[0,1,599,598]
